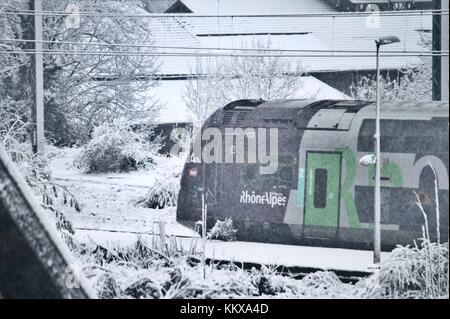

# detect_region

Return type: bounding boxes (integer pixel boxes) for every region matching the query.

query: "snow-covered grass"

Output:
[41,146,450,299]
[71,235,366,299]
[371,242,449,299]
[69,232,448,299]
[134,154,185,209]
[48,146,177,234]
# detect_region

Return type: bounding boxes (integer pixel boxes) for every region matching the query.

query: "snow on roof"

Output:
[175,13,432,72]
[195,33,341,73]
[157,33,332,75]
[197,33,328,51]
[174,0,336,15]
[132,2,432,75]
[152,76,350,123]
[145,16,201,76]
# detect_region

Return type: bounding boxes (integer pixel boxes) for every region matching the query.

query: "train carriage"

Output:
[177,99,449,251]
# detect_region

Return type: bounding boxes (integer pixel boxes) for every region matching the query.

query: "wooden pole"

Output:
[34,0,44,154]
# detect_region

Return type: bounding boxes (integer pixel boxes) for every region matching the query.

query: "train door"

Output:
[304,152,342,228]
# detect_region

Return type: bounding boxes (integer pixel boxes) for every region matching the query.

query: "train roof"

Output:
[223,99,449,111]
[206,99,448,128]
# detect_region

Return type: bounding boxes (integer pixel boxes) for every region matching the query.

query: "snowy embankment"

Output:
[49,147,388,274]
[48,147,190,235]
[46,147,448,299]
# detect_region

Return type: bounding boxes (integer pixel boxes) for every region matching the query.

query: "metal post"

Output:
[201,193,207,279]
[432,0,449,101]
[374,42,381,265]
[159,221,166,252]
[34,0,44,154]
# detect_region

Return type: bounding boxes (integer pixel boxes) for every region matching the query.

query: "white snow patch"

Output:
[75,228,389,273]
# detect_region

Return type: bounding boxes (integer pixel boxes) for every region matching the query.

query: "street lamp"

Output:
[373,35,400,266]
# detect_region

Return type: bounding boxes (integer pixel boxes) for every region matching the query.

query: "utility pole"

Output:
[432,0,449,101]
[373,36,400,266]
[33,0,44,154]
[374,41,381,265]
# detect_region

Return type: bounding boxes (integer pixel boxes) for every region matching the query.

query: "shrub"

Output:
[209,218,237,241]
[364,241,449,299]
[75,119,160,173]
[135,154,185,209]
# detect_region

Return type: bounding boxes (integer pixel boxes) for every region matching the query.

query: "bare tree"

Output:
[183,61,225,125]
[183,39,305,126]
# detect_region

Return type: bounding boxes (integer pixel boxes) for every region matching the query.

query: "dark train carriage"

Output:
[177,99,449,251]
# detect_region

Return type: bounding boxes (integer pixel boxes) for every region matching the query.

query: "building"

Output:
[150,0,432,96]
[136,1,436,149]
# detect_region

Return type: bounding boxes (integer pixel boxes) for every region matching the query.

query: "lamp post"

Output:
[373,36,400,265]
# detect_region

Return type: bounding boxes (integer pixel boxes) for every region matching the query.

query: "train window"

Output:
[313,169,327,209]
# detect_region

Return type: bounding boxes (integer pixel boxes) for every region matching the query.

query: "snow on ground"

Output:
[74,229,388,273]
[48,147,189,236]
[49,147,388,273]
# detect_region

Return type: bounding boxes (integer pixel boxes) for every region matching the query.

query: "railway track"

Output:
[74,226,373,283]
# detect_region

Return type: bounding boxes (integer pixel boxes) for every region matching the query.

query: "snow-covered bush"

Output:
[135,154,185,209]
[209,218,237,241]
[137,175,180,209]
[75,119,160,173]
[368,242,449,299]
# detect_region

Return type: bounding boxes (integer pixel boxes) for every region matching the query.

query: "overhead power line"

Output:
[0,9,448,19]
[0,49,447,58]
[0,38,447,55]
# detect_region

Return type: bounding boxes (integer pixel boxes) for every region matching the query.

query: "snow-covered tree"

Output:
[0,0,161,147]
[350,58,432,102]
[183,39,305,125]
[0,0,34,157]
[41,0,161,144]
[350,33,432,102]
[183,63,226,126]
